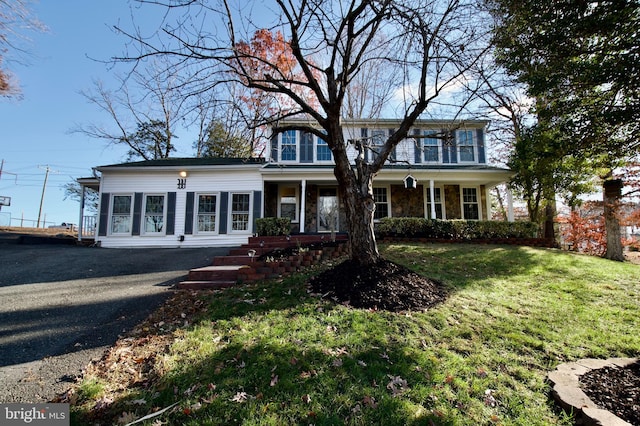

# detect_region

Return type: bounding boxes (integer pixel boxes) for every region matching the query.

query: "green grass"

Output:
[72,243,639,425]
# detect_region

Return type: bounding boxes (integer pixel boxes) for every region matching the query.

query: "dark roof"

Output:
[98,157,265,169]
[261,163,511,172]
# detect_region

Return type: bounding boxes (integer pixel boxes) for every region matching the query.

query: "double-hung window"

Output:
[281,130,297,161]
[462,187,480,220]
[143,195,165,233]
[316,134,332,162]
[370,129,386,160]
[458,130,475,162]
[110,195,132,234]
[423,130,440,162]
[373,187,389,221]
[279,186,298,222]
[231,193,251,232]
[197,194,218,233]
[426,187,444,219]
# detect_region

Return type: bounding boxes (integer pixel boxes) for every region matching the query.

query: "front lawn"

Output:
[69,243,639,425]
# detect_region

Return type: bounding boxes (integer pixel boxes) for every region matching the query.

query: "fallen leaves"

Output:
[386,375,409,397]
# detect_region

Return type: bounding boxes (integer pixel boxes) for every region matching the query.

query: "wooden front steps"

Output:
[178,235,348,290]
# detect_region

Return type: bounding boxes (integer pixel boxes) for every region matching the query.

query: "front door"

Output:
[318,188,338,233]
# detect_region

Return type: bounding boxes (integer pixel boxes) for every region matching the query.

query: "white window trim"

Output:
[142,193,167,236]
[278,185,300,223]
[109,193,133,236]
[229,192,253,234]
[460,186,482,220]
[315,134,333,164]
[424,185,446,220]
[194,192,220,235]
[280,130,299,163]
[422,129,442,164]
[373,185,391,222]
[456,130,478,164]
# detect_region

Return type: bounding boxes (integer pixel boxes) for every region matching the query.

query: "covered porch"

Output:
[261,166,515,234]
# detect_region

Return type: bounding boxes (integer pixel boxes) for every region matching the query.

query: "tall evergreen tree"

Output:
[489,0,640,260]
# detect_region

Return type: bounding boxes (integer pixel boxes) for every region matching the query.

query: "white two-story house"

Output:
[78,119,514,248]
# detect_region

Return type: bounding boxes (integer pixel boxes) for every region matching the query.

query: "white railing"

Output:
[81,215,97,239]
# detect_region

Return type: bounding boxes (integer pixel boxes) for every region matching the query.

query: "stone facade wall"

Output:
[444,185,461,219]
[390,185,425,217]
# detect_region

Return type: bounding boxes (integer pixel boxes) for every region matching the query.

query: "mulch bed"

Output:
[308,258,448,312]
[580,361,640,425]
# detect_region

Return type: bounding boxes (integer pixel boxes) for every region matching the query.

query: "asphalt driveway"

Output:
[0,242,231,403]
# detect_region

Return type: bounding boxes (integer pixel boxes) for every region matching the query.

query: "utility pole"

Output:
[37,165,58,228]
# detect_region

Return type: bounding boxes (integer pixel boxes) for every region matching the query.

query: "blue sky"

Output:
[0,1,194,227]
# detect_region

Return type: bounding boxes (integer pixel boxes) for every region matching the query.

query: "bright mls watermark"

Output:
[1,404,69,425]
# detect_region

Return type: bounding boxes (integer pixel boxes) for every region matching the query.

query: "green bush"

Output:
[375,217,539,240]
[256,217,291,236]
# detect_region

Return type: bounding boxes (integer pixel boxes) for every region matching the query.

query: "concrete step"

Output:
[177,280,237,290]
[187,265,250,281]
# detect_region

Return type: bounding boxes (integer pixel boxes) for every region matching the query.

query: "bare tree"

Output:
[119,0,491,266]
[75,60,190,160]
[0,0,46,97]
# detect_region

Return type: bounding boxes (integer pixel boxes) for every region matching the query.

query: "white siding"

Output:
[97,167,263,248]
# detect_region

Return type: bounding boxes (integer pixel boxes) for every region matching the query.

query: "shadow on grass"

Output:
[72,244,584,425]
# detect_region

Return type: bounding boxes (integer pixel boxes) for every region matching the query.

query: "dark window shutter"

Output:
[270,133,278,162]
[219,192,229,234]
[413,128,422,164]
[98,193,110,236]
[166,192,176,235]
[389,128,396,162]
[477,128,486,164]
[132,193,143,236]
[185,192,194,235]
[252,191,262,233]
[361,128,368,162]
[301,132,313,163]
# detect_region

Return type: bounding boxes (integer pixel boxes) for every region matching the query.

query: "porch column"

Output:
[507,188,514,222]
[299,179,307,233]
[78,185,86,242]
[429,179,436,219]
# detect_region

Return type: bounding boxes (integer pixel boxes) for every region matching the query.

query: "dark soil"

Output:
[308,258,448,312]
[580,361,640,425]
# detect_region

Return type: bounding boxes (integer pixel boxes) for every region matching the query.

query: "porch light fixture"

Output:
[179,171,188,178]
[404,174,417,189]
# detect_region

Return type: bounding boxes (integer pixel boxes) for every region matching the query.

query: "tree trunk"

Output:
[603,179,624,261]
[338,171,380,266]
[543,198,557,242]
[330,127,380,266]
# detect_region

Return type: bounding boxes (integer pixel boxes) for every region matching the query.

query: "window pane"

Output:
[459,130,475,161]
[282,130,297,161]
[462,188,479,220]
[232,194,250,231]
[317,136,332,161]
[144,195,164,233]
[197,195,217,232]
[373,187,388,220]
[281,204,296,220]
[111,195,131,233]
[423,130,439,162]
[198,195,217,213]
[113,196,131,214]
